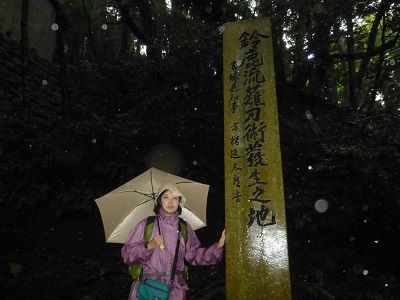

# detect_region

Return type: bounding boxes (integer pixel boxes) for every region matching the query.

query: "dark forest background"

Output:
[1,0,400,299]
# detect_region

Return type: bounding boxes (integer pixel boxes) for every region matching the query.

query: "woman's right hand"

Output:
[146,235,164,250]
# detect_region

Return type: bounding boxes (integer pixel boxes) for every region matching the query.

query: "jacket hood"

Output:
[156,182,186,207]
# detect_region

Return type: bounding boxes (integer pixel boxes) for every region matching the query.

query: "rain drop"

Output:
[389,59,395,66]
[349,236,355,242]
[361,204,369,211]
[51,23,59,31]
[363,270,369,275]
[192,160,198,166]
[314,199,329,213]
[217,25,225,34]
[174,86,178,90]
[193,107,198,111]
[92,138,97,144]
[42,80,48,86]
[374,240,379,244]
[307,53,315,60]
[305,110,313,120]
[183,83,188,89]
[384,283,389,287]
[101,24,108,30]
[236,59,243,67]
[307,165,313,170]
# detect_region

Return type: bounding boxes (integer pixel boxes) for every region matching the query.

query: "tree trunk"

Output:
[82,0,104,74]
[120,23,129,59]
[292,1,308,88]
[344,10,357,107]
[363,15,388,113]
[357,1,389,108]
[20,0,29,100]
[48,0,69,111]
[270,0,287,86]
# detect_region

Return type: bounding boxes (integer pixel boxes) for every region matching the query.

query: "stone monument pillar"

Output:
[223,17,292,300]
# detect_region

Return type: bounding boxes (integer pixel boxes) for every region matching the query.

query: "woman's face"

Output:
[160,190,180,215]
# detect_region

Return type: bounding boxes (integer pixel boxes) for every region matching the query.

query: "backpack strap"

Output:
[144,216,156,242]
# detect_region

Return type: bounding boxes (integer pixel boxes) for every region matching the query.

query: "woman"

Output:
[121,182,225,300]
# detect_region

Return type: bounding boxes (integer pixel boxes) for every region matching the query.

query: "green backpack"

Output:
[127,216,189,280]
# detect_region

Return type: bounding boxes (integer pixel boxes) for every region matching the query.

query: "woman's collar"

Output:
[158,209,179,223]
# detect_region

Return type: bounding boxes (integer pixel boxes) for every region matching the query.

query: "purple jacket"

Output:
[121,210,224,300]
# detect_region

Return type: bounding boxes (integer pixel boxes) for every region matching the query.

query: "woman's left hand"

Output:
[217,229,225,248]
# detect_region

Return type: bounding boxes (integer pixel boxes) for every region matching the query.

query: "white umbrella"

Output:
[95,167,209,243]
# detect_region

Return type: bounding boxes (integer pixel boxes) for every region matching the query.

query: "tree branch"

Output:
[114,0,149,44]
[329,32,400,61]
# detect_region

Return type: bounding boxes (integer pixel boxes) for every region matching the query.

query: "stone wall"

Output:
[0,0,57,61]
[0,32,62,105]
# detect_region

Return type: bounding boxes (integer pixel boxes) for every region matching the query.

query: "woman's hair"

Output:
[153,189,182,215]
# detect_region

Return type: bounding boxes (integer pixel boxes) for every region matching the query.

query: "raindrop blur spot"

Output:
[305,110,313,120]
[42,80,48,86]
[349,236,355,242]
[192,160,198,166]
[174,86,178,90]
[307,165,313,170]
[236,59,243,67]
[51,23,59,31]
[307,53,315,60]
[101,24,108,30]
[363,270,369,276]
[92,138,97,144]
[374,240,379,244]
[217,25,225,34]
[314,199,329,213]
[363,219,367,223]
[194,107,198,111]
[183,83,188,89]
[362,204,369,211]
[389,59,396,66]
[385,283,389,287]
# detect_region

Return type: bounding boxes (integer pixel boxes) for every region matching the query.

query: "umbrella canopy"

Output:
[95,167,209,243]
